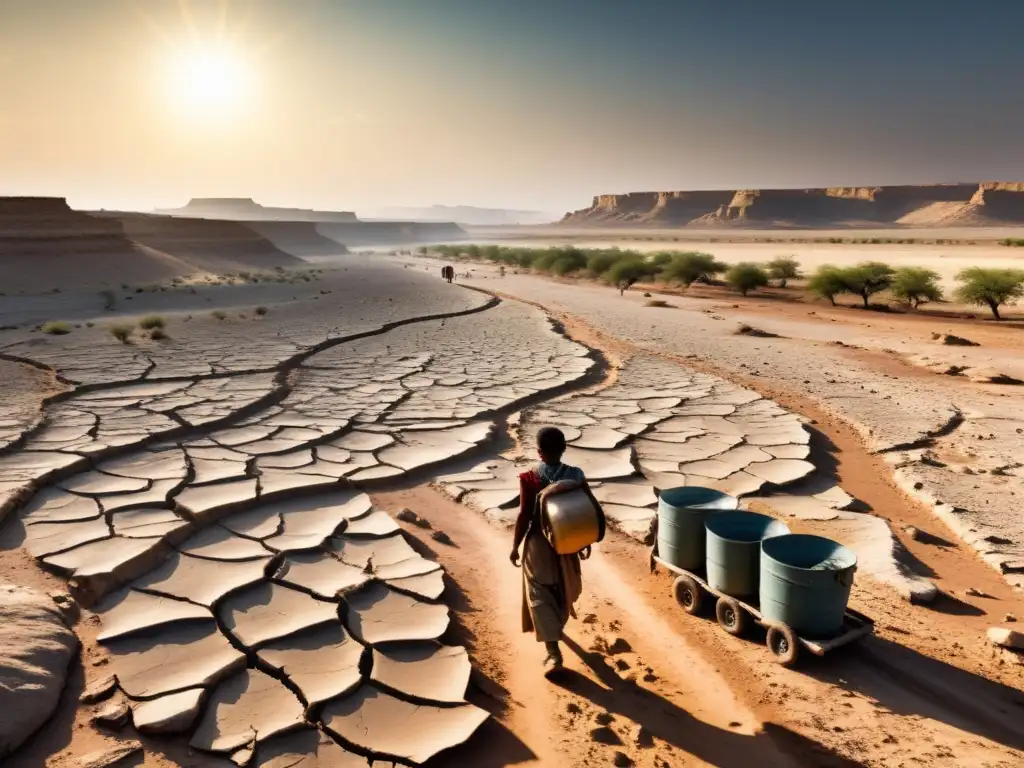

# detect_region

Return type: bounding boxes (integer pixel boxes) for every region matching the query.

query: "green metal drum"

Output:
[760,534,857,637]
[656,487,738,571]
[705,511,789,598]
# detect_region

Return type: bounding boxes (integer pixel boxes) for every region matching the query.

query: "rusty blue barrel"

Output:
[656,487,738,571]
[760,534,856,637]
[705,511,789,598]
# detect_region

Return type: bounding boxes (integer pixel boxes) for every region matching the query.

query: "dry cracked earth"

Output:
[0,258,1020,767]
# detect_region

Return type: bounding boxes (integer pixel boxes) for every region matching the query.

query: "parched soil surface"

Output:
[1,255,1022,767]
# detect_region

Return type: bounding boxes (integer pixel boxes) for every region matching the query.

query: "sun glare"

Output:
[166,44,250,119]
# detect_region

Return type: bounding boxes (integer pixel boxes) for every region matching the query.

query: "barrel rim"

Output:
[760,533,857,571]
[658,485,738,510]
[704,509,790,543]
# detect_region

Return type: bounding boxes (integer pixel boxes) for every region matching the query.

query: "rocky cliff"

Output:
[562,183,1024,227]
[0,197,128,252]
[156,198,466,246]
[157,198,359,223]
[112,214,307,272]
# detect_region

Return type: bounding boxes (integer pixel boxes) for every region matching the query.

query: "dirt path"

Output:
[376,487,865,768]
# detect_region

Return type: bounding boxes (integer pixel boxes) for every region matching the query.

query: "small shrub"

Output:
[42,321,71,335]
[254,306,268,316]
[999,238,1024,247]
[659,252,727,287]
[139,314,165,330]
[767,256,802,287]
[890,267,943,308]
[725,263,770,296]
[807,266,848,306]
[954,267,1024,320]
[149,328,168,341]
[108,323,134,343]
[211,310,227,321]
[86,321,94,328]
[606,259,659,287]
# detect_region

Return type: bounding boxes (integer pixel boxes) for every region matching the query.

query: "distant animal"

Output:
[618,277,639,296]
[442,265,454,283]
[498,266,506,278]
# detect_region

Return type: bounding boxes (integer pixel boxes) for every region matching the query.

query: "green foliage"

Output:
[725,263,770,296]
[839,261,896,307]
[42,321,71,335]
[658,252,726,287]
[890,267,943,308]
[766,256,802,287]
[954,267,1024,320]
[139,314,165,330]
[108,323,134,343]
[648,251,676,268]
[544,247,588,276]
[606,258,660,287]
[807,266,848,306]
[999,238,1024,247]
[585,249,624,276]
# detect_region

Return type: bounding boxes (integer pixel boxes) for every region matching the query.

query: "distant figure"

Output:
[618,277,638,296]
[442,265,454,283]
[498,266,506,278]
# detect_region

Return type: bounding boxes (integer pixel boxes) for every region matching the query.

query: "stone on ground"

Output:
[0,583,79,760]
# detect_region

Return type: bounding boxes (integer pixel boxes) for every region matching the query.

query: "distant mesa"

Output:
[0,196,126,246]
[0,195,467,293]
[561,182,1024,227]
[157,198,359,223]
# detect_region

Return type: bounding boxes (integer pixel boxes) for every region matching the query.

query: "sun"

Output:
[166,44,250,119]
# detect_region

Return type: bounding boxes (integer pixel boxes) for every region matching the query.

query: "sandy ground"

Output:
[1,254,1023,767]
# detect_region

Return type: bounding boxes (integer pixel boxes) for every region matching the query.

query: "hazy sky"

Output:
[2,0,1022,214]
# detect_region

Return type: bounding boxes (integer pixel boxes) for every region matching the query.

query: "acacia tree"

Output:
[659,252,727,287]
[807,265,847,306]
[954,267,1024,320]
[890,267,943,308]
[607,258,659,290]
[767,256,802,288]
[840,262,895,308]
[726,263,770,296]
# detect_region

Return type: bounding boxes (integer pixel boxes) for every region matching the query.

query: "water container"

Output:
[705,511,789,598]
[760,534,857,638]
[656,487,738,570]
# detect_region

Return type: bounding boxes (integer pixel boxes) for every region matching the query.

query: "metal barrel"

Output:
[759,534,857,637]
[705,511,790,598]
[656,487,738,571]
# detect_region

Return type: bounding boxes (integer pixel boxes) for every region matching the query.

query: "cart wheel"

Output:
[715,596,747,636]
[672,575,704,615]
[766,624,800,666]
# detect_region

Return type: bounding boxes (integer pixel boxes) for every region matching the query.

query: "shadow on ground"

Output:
[556,635,865,767]
[805,635,1024,754]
